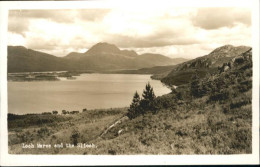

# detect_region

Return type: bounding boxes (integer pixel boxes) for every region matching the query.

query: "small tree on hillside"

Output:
[140,82,156,113]
[190,73,201,98]
[70,129,80,146]
[127,91,141,119]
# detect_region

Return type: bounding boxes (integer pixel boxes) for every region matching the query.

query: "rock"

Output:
[223,65,230,71]
[118,129,123,135]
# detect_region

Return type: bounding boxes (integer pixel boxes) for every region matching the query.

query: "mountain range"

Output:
[7,42,188,73]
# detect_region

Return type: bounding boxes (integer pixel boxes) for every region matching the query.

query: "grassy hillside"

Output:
[8,49,252,154]
[90,49,252,154]
[8,108,127,154]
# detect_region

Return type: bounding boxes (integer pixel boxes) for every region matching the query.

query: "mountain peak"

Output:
[209,44,234,54]
[85,42,121,55]
[208,44,250,58]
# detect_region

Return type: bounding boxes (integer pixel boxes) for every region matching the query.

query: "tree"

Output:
[190,73,201,98]
[62,110,67,115]
[126,91,141,119]
[127,83,157,119]
[52,110,58,115]
[140,82,156,113]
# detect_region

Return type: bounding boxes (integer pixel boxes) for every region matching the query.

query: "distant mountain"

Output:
[120,50,139,58]
[8,46,73,73]
[85,42,121,55]
[161,45,251,86]
[64,52,85,60]
[8,42,187,73]
[66,42,187,71]
[135,53,175,66]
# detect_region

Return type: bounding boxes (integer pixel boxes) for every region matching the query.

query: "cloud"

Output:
[101,8,200,48]
[8,33,26,46]
[8,8,252,58]
[192,8,251,30]
[9,10,77,23]
[8,9,111,39]
[8,10,75,36]
[134,44,215,59]
[8,17,29,37]
[77,9,111,22]
[103,34,200,48]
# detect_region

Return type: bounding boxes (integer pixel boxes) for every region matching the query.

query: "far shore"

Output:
[7,71,155,82]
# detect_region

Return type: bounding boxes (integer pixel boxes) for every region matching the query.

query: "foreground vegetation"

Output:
[8,48,252,154]
[8,108,127,154]
[95,49,252,154]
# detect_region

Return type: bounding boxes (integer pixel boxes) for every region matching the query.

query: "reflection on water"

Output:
[8,74,171,114]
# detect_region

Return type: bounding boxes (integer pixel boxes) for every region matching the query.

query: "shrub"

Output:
[70,129,80,145]
[230,97,251,109]
[153,95,176,111]
[209,89,231,102]
[190,73,201,98]
[108,149,116,155]
[37,127,50,138]
[62,110,67,114]
[16,131,34,143]
[52,110,58,115]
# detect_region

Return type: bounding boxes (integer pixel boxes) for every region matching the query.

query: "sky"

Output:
[8,7,251,59]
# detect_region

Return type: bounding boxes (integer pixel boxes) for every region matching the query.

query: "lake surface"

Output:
[8,74,171,114]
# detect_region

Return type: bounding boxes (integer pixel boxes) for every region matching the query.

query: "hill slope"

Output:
[161,45,251,86]
[90,47,252,154]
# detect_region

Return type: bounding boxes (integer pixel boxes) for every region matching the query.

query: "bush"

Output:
[209,89,231,102]
[230,97,251,109]
[52,110,58,115]
[190,73,201,98]
[108,149,116,155]
[236,80,252,93]
[37,127,50,138]
[70,129,80,145]
[153,95,177,111]
[16,131,34,143]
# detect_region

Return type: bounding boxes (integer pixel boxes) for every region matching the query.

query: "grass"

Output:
[86,90,251,155]
[8,108,127,154]
[161,68,216,86]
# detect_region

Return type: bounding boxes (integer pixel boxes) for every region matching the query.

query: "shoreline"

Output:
[8,106,129,116]
[7,71,156,82]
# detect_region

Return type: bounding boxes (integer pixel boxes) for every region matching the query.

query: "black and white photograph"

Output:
[0,0,259,165]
